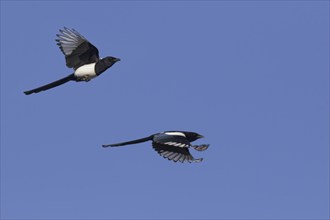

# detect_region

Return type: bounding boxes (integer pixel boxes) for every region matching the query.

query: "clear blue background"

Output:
[1,1,329,219]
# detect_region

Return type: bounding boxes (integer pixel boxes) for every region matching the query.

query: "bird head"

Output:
[103,56,121,67]
[183,131,204,142]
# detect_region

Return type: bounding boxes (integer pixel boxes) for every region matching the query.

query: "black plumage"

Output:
[102,131,209,163]
[24,27,120,95]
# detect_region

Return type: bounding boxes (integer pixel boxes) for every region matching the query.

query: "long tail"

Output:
[102,135,153,147]
[24,73,75,95]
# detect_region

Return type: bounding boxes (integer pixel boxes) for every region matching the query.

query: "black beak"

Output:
[197,134,204,139]
[115,58,121,62]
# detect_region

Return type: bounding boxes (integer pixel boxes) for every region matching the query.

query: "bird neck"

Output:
[95,59,112,75]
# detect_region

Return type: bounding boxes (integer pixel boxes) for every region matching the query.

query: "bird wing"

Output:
[56,27,99,69]
[24,73,75,95]
[152,134,202,163]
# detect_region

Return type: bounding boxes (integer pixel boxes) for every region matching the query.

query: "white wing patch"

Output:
[164,132,186,137]
[164,142,189,148]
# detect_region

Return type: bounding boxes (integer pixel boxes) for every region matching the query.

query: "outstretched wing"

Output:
[152,134,202,163]
[56,27,99,70]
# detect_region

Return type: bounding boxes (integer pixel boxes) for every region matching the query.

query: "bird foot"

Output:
[190,157,203,163]
[192,144,209,151]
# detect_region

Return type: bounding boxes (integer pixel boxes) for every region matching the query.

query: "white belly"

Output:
[74,63,97,81]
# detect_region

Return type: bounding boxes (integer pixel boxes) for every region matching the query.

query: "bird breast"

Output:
[74,63,97,81]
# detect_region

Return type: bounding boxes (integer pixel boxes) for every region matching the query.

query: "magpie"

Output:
[102,131,209,163]
[24,27,120,95]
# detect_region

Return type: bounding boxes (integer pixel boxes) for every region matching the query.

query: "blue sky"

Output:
[1,1,329,219]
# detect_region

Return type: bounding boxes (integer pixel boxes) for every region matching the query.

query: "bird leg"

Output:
[192,144,209,151]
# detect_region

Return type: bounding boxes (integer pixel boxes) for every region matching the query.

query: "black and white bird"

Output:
[102,131,209,163]
[24,27,120,95]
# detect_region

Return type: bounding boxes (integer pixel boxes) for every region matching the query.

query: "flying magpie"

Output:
[102,131,209,163]
[24,27,120,95]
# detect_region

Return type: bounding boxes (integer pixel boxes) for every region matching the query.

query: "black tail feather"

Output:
[102,136,153,147]
[24,73,75,95]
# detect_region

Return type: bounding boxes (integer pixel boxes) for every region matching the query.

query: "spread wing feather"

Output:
[152,142,203,163]
[56,27,87,56]
[56,27,99,69]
